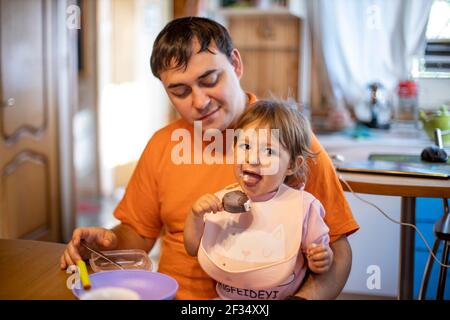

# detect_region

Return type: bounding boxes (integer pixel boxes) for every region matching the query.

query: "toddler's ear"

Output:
[286,156,304,176]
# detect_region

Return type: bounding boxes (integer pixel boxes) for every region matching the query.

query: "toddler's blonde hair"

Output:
[234,99,318,185]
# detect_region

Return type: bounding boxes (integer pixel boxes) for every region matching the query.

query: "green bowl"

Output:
[423,128,450,146]
[420,105,450,146]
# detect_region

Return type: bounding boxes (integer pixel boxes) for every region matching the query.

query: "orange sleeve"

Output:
[113,135,163,239]
[304,134,359,243]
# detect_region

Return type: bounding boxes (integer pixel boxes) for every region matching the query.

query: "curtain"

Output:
[307,0,433,128]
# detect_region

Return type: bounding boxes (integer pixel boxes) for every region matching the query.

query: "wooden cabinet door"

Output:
[239,49,299,100]
[229,14,301,100]
[0,0,61,241]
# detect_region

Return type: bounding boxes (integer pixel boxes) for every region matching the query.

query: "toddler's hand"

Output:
[191,193,223,217]
[306,243,333,274]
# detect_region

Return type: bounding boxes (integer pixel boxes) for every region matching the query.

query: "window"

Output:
[422,0,450,73]
[426,0,450,40]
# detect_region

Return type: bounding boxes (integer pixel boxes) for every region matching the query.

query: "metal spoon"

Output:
[80,240,124,270]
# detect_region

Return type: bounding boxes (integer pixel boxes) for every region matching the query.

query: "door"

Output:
[0,0,61,241]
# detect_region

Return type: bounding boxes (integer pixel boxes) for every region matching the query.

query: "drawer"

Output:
[228,15,300,49]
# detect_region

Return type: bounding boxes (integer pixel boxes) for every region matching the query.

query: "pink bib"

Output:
[198,183,328,299]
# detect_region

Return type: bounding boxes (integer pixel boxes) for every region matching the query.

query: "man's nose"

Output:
[192,88,210,111]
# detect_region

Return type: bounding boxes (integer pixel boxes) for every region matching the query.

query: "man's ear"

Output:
[230,48,243,79]
[286,156,304,176]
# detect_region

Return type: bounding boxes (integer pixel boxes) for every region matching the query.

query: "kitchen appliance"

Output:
[355,82,392,129]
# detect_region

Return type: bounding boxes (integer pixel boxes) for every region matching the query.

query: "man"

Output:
[61,17,359,300]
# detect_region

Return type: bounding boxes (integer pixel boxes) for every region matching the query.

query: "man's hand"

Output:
[60,227,118,269]
[306,243,333,274]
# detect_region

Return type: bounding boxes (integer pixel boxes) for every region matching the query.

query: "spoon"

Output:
[80,240,124,270]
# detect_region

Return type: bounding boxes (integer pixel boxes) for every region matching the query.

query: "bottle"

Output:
[396,80,418,123]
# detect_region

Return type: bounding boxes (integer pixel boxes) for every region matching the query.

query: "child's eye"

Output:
[265,148,275,156]
[238,143,251,150]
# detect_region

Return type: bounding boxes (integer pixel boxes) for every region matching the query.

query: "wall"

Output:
[417,77,450,111]
[342,193,401,297]
[97,0,171,197]
[75,0,100,198]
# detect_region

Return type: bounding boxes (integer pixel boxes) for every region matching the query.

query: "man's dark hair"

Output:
[150,16,234,79]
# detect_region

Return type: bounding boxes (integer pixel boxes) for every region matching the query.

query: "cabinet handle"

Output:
[257,22,275,40]
[2,98,15,108]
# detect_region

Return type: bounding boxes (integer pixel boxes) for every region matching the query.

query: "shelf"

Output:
[217,7,299,17]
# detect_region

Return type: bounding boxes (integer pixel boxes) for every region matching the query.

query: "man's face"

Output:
[159,40,246,131]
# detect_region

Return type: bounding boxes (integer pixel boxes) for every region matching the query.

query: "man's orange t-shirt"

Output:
[114,93,359,299]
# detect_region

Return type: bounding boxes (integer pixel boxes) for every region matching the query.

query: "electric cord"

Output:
[339,175,450,269]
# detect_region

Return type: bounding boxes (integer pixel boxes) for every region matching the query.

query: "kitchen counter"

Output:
[317,126,438,157]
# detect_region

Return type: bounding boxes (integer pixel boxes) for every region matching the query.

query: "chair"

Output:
[418,198,450,300]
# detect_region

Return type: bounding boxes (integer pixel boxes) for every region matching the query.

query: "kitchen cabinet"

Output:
[226,13,302,100]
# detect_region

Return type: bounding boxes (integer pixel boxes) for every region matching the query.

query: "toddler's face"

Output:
[233,122,293,200]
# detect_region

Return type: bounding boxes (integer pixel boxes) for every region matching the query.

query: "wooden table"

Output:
[338,172,450,300]
[0,239,75,299]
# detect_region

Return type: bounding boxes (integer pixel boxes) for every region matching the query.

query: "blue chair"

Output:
[419,198,450,300]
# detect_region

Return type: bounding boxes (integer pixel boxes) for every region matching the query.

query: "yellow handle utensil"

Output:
[77,260,91,290]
